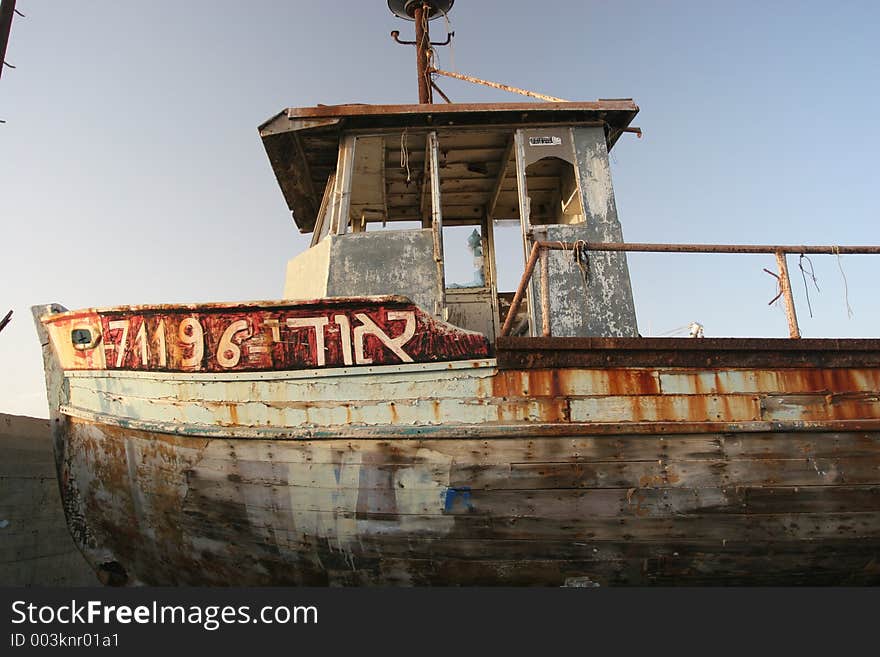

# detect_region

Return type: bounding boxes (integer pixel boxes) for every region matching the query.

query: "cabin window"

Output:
[444,225,486,288]
[333,131,432,233]
[525,156,584,225]
[491,219,526,292]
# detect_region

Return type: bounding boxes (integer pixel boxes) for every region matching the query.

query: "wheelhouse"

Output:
[260,101,641,342]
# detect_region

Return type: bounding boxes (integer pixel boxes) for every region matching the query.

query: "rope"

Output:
[555,240,591,291]
[832,245,854,318]
[573,239,591,289]
[797,253,820,318]
[440,7,455,71]
[400,129,411,185]
[657,324,692,337]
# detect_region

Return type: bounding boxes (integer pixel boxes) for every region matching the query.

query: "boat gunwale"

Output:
[61,358,498,381]
[59,406,880,440]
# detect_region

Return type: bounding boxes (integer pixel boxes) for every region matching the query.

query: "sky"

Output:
[1,0,878,418]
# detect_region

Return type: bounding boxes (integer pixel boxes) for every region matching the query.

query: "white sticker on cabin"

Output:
[528,136,562,146]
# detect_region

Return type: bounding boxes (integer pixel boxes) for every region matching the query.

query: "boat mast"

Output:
[413,3,431,103]
[388,0,454,104]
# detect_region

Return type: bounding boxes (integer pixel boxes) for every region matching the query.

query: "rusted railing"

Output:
[500,242,880,339]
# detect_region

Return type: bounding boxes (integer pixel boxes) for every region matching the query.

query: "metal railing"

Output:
[499,241,880,339]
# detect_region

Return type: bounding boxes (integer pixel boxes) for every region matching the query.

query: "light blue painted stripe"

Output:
[63,358,497,382]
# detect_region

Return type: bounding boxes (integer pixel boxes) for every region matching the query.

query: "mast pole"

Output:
[413,2,432,104]
[0,0,17,82]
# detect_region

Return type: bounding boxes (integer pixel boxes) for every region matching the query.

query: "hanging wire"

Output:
[797,254,820,318]
[832,245,855,318]
[439,6,455,71]
[657,323,692,337]
[400,129,411,185]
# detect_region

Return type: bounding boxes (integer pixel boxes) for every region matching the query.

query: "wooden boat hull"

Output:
[59,418,880,586]
[34,300,880,585]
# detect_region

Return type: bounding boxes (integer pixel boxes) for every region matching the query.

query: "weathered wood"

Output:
[49,417,880,586]
[187,454,880,491]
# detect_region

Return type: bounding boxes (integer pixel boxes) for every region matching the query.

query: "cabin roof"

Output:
[259,100,639,233]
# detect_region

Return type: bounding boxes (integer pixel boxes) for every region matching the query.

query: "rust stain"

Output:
[606,369,661,396]
[489,371,515,398]
[526,369,563,399]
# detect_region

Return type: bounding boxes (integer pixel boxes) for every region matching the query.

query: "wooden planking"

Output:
[386,147,508,166]
[659,368,880,395]
[164,496,880,544]
[181,476,880,517]
[68,366,879,410]
[570,394,762,423]
[188,453,880,492]
[57,419,880,585]
[186,432,880,463]
[762,392,880,421]
[68,369,880,429]
[386,176,559,196]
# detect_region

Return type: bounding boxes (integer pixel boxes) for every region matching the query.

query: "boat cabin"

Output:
[259,101,641,342]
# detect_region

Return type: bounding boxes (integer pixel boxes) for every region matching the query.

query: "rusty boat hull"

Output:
[34,301,880,585]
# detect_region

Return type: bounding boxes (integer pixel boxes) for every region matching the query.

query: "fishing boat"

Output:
[34,1,880,586]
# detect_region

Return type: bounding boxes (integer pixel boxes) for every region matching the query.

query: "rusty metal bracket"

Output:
[763,268,784,305]
[391,29,454,47]
[390,30,416,45]
[429,31,454,46]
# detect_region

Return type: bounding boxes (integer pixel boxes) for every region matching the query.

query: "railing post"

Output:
[774,250,801,338]
[500,242,541,337]
[428,131,446,318]
[540,247,551,337]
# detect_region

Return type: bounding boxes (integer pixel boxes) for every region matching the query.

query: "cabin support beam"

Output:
[428,131,446,318]
[775,250,801,339]
[513,130,534,336]
[330,135,357,236]
[487,135,515,220]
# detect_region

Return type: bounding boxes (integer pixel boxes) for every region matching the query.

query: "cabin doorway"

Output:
[443,221,497,341]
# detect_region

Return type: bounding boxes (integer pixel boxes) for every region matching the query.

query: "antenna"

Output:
[388,1,454,104]
[388,2,570,106]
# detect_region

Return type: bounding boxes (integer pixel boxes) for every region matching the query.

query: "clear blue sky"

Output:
[1,1,878,418]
